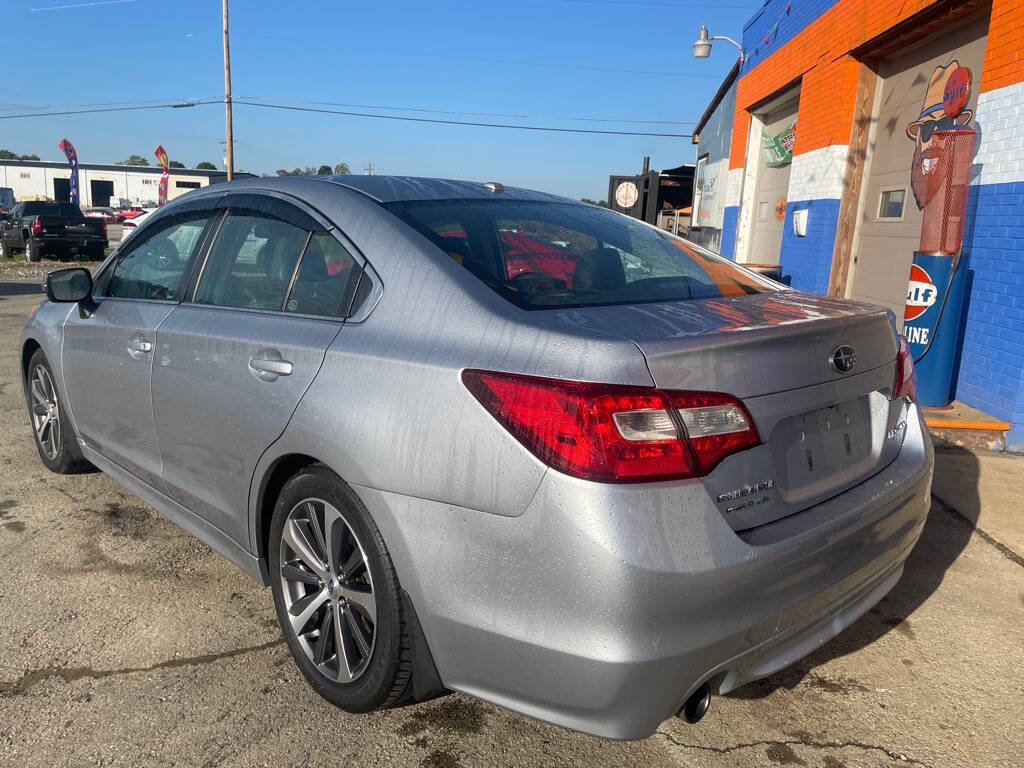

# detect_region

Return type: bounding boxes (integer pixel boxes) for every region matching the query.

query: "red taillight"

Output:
[31,216,42,235]
[461,370,759,483]
[893,335,917,401]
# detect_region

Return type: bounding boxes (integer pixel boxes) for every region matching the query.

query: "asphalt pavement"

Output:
[0,290,1021,768]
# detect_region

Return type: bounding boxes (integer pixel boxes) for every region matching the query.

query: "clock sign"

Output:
[614,181,639,209]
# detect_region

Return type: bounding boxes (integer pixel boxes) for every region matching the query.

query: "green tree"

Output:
[333,162,351,175]
[117,154,149,166]
[317,164,332,175]
[580,198,607,208]
[0,149,16,159]
[195,161,217,170]
[168,160,185,168]
[19,153,40,161]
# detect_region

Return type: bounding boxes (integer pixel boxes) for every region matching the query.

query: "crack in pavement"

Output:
[931,494,1024,569]
[655,729,934,767]
[0,638,282,696]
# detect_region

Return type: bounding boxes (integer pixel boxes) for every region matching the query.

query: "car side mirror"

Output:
[45,267,93,303]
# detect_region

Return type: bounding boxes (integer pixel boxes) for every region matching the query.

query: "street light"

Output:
[693,25,744,61]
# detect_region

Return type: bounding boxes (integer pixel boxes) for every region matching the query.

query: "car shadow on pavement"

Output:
[728,445,979,698]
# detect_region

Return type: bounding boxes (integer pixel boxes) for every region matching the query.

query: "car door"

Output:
[151,192,365,546]
[61,201,219,487]
[2,203,24,250]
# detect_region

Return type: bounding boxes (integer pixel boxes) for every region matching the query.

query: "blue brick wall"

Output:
[721,206,739,258]
[778,199,839,293]
[740,0,839,76]
[954,181,1024,447]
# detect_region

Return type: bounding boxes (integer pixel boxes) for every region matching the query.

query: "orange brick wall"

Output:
[728,0,1021,169]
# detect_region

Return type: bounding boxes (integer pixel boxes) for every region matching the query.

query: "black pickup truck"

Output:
[0,201,108,262]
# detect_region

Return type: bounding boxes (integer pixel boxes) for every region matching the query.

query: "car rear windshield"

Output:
[19,202,83,218]
[382,199,772,309]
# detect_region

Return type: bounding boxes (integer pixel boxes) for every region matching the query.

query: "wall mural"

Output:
[905,61,973,209]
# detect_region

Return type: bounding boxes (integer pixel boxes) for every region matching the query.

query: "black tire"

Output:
[89,244,106,262]
[269,464,413,712]
[26,350,91,474]
[25,239,41,263]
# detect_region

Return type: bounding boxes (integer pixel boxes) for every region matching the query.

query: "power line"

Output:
[0,100,218,120]
[234,100,689,137]
[239,97,695,126]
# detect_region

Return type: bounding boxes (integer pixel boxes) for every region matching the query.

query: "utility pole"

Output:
[364,162,374,176]
[222,0,234,181]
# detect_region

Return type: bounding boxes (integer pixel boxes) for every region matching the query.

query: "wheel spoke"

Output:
[343,604,372,659]
[36,414,51,441]
[340,585,375,620]
[281,563,320,586]
[322,502,344,576]
[282,518,328,581]
[313,603,333,665]
[30,377,46,405]
[288,588,329,634]
[339,546,365,581]
[306,501,330,565]
[333,602,354,682]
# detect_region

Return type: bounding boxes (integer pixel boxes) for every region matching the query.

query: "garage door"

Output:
[748,95,798,265]
[849,15,988,323]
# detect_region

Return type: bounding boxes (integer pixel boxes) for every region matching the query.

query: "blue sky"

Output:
[3,0,754,199]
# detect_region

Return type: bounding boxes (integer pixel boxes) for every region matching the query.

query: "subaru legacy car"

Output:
[21,176,932,739]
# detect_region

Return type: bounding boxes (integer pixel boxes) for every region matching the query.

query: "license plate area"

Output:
[771,396,876,500]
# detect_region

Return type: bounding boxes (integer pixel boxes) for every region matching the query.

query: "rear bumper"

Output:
[356,401,933,740]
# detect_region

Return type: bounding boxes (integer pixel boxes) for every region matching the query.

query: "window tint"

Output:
[286,232,362,317]
[384,200,772,310]
[96,212,211,301]
[194,212,310,311]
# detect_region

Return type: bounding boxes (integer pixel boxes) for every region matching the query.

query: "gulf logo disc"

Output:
[905,264,937,322]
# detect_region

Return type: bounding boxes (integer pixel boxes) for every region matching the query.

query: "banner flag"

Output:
[155,145,169,206]
[57,138,80,206]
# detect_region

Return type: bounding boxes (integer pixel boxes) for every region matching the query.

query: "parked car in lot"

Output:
[1,200,107,261]
[117,208,156,240]
[20,176,933,740]
[83,206,119,224]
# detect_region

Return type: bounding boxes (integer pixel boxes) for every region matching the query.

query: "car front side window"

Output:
[96,212,212,301]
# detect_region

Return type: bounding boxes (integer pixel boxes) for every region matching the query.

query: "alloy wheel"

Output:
[30,364,60,460]
[278,498,377,683]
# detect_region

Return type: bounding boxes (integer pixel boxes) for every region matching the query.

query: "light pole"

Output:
[222,0,234,181]
[692,25,744,62]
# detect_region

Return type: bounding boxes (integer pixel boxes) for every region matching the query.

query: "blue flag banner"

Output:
[58,138,80,206]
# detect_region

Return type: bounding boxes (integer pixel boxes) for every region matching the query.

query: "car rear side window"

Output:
[195,212,311,312]
[95,212,212,301]
[285,231,363,317]
[383,200,772,309]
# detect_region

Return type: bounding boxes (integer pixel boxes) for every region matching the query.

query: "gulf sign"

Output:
[905,264,937,321]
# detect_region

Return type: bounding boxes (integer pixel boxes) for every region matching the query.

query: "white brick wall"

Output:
[973,80,1024,187]
[787,144,850,201]
[724,167,744,207]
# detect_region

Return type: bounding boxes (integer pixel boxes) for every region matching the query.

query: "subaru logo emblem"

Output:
[830,345,857,374]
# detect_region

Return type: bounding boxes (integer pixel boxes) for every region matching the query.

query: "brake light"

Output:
[892,334,917,401]
[31,217,42,235]
[461,370,759,483]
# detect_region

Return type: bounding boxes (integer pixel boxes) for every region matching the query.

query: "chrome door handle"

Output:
[126,338,153,358]
[248,353,293,381]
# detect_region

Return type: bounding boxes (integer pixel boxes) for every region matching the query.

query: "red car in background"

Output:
[440,228,580,288]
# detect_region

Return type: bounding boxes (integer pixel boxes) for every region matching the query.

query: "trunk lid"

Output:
[549,290,908,529]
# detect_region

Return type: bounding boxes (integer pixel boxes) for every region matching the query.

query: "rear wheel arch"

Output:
[21,339,42,387]
[255,453,320,581]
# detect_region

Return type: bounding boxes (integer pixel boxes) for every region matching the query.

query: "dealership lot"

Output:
[0,288,1021,767]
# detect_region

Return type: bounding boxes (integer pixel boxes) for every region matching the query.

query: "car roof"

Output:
[201,174,573,205]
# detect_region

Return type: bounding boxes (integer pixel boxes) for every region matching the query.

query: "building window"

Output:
[877,187,907,221]
[175,180,201,189]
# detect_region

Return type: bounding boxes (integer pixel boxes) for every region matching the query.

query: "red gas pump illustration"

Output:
[902,62,976,407]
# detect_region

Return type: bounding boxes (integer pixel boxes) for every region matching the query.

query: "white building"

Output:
[0,160,239,207]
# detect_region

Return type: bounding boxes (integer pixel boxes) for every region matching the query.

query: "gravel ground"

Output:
[0,290,1022,767]
[0,257,103,283]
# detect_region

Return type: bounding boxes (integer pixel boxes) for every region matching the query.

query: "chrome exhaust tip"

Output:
[680,683,711,724]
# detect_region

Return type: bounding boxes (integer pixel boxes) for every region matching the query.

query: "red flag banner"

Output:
[155,145,169,206]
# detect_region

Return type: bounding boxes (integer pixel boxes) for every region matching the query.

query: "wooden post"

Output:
[223,0,234,181]
[827,59,878,297]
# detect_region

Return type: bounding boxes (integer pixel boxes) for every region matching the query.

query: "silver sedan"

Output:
[20,176,933,739]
